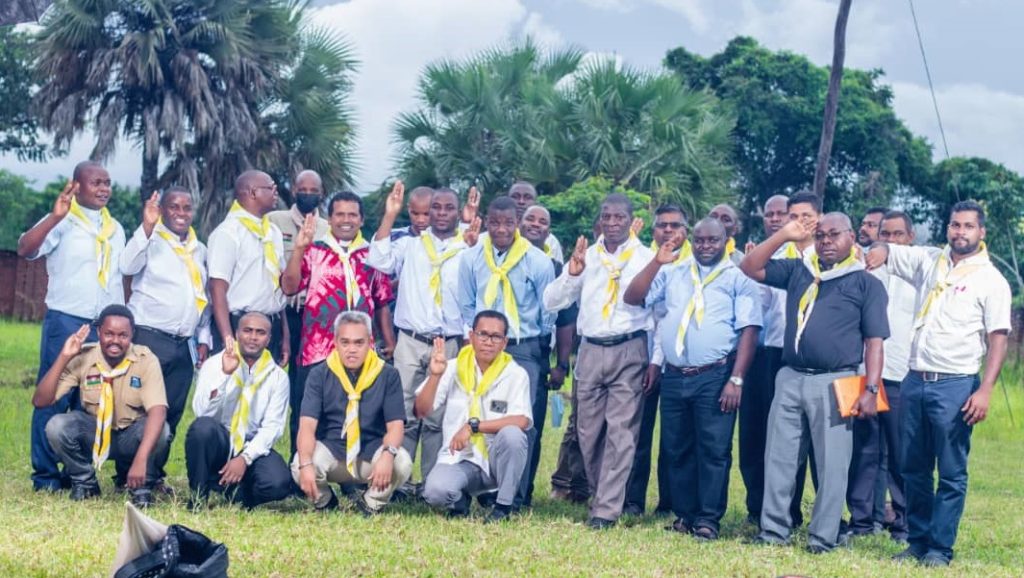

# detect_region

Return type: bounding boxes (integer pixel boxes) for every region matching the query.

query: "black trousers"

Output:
[739,346,808,525]
[875,378,907,536]
[290,361,318,456]
[847,415,880,533]
[625,383,671,512]
[211,311,285,362]
[184,416,292,508]
[133,327,195,438]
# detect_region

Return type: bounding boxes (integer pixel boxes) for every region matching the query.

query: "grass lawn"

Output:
[1,319,1023,576]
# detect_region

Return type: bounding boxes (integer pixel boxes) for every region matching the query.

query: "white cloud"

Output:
[892,81,1024,174]
[311,0,559,189]
[575,0,710,33]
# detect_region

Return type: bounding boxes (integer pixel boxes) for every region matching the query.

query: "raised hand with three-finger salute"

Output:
[53,179,78,219]
[461,186,481,224]
[294,213,319,252]
[429,336,448,377]
[141,191,161,237]
[384,180,406,219]
[654,230,684,265]
[60,324,91,360]
[463,216,482,248]
[221,337,240,375]
[567,236,588,276]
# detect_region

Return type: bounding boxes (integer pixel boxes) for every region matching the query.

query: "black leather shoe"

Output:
[692,526,719,541]
[484,504,513,524]
[586,517,616,530]
[664,517,690,534]
[316,490,340,512]
[351,492,379,517]
[892,545,926,562]
[806,543,832,555]
[622,503,644,516]
[447,492,470,518]
[130,489,154,508]
[70,483,100,501]
[919,552,951,567]
[476,491,497,509]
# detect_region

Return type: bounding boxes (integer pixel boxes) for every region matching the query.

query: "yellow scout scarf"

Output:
[321,231,368,311]
[327,349,385,475]
[650,238,694,265]
[675,257,731,357]
[595,233,639,320]
[725,237,737,257]
[794,247,864,352]
[455,345,513,461]
[69,197,116,288]
[914,242,989,330]
[228,347,275,456]
[421,230,466,306]
[542,242,553,256]
[229,201,281,288]
[482,231,531,337]
[92,356,133,471]
[782,242,801,259]
[155,222,207,314]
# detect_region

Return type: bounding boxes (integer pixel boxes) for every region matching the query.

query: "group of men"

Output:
[20,160,1011,566]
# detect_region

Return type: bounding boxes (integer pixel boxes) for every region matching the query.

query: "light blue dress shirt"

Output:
[457,243,555,339]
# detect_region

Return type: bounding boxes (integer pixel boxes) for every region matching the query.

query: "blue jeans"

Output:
[32,310,96,491]
[900,371,977,560]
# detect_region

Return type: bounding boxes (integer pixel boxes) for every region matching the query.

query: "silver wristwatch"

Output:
[728,376,744,388]
[384,445,399,456]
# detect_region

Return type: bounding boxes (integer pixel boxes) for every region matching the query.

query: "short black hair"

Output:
[864,206,889,218]
[161,185,193,206]
[96,305,135,334]
[72,161,104,182]
[882,210,913,233]
[472,310,509,336]
[327,191,363,217]
[601,193,633,216]
[654,204,688,223]
[787,191,822,214]
[486,196,518,215]
[950,200,986,227]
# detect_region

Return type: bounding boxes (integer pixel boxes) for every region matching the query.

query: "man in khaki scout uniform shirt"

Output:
[32,305,169,508]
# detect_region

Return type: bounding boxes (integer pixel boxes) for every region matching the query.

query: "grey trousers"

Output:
[759,366,855,550]
[45,410,170,488]
[393,332,460,480]
[422,426,529,508]
[575,336,648,521]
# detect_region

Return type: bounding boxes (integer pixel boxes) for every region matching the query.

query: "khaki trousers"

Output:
[291,441,413,511]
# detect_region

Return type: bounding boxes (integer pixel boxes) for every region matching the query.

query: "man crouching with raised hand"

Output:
[293,311,412,515]
[417,311,532,523]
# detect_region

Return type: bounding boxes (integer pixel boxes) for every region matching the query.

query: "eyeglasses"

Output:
[253,184,276,192]
[473,331,506,344]
[814,229,851,242]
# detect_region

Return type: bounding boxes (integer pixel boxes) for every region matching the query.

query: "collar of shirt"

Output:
[572,237,653,338]
[125,225,208,337]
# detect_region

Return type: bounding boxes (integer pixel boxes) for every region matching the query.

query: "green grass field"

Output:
[1,319,1023,576]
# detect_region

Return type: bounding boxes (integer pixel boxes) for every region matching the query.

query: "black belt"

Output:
[507,335,542,346]
[666,351,736,377]
[911,370,971,383]
[582,330,645,347]
[400,328,461,345]
[136,325,191,344]
[790,365,857,375]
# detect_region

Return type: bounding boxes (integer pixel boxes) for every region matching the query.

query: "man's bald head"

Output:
[763,194,789,236]
[234,170,277,216]
[709,203,741,238]
[408,186,434,201]
[523,205,549,221]
[692,217,728,266]
[234,170,269,197]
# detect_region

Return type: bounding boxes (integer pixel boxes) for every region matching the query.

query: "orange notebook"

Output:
[833,375,890,418]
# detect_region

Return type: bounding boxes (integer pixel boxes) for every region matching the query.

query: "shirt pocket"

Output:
[80,384,102,411]
[120,379,146,413]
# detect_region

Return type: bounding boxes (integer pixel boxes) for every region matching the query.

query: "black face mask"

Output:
[294,193,321,215]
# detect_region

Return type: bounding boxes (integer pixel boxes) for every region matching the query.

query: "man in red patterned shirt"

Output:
[282,191,396,451]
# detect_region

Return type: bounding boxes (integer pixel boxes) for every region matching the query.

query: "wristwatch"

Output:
[241,453,254,466]
[728,376,744,388]
[557,361,570,372]
[384,445,399,457]
[866,383,880,395]
[468,417,481,434]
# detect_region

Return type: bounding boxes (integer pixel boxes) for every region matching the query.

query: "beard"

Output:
[949,238,981,255]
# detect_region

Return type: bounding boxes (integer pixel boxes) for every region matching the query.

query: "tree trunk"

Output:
[141,141,159,207]
[812,0,854,199]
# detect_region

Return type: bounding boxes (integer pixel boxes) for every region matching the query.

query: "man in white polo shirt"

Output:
[867,200,1012,567]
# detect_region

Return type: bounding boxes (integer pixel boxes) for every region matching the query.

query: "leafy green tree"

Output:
[540,176,652,248]
[665,36,932,221]
[0,27,46,161]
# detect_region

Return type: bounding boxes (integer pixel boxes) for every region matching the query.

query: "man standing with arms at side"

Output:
[741,213,889,553]
[18,161,126,491]
[867,201,1011,567]
[207,170,289,363]
[543,194,654,529]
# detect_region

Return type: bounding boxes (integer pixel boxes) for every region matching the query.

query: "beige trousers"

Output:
[291,441,413,510]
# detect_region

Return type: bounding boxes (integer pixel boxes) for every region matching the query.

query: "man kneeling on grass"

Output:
[293,311,412,514]
[416,311,532,523]
[33,305,169,508]
[186,312,293,510]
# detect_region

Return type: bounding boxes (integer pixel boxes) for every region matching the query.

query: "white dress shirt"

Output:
[120,224,210,341]
[417,356,533,472]
[542,236,654,339]
[367,228,467,336]
[887,245,1013,375]
[206,212,286,315]
[870,266,917,382]
[192,352,290,463]
[22,210,126,319]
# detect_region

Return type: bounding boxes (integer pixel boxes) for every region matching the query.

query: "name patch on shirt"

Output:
[130,376,142,389]
[84,374,102,390]
[490,400,508,414]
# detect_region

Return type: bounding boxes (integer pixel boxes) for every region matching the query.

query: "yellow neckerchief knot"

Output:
[421,229,466,307]
[650,238,694,265]
[455,345,513,464]
[782,241,801,259]
[92,355,134,471]
[68,197,116,288]
[228,347,275,457]
[229,201,281,289]
[327,348,385,475]
[675,256,732,357]
[725,237,737,257]
[155,221,207,314]
[595,233,638,320]
[914,241,989,330]
[794,246,864,352]
[482,231,531,337]
[321,231,368,311]
[542,242,553,256]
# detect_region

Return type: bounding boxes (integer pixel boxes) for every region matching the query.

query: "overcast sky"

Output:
[3,0,1021,193]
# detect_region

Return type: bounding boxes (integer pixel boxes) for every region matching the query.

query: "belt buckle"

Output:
[921,371,940,382]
